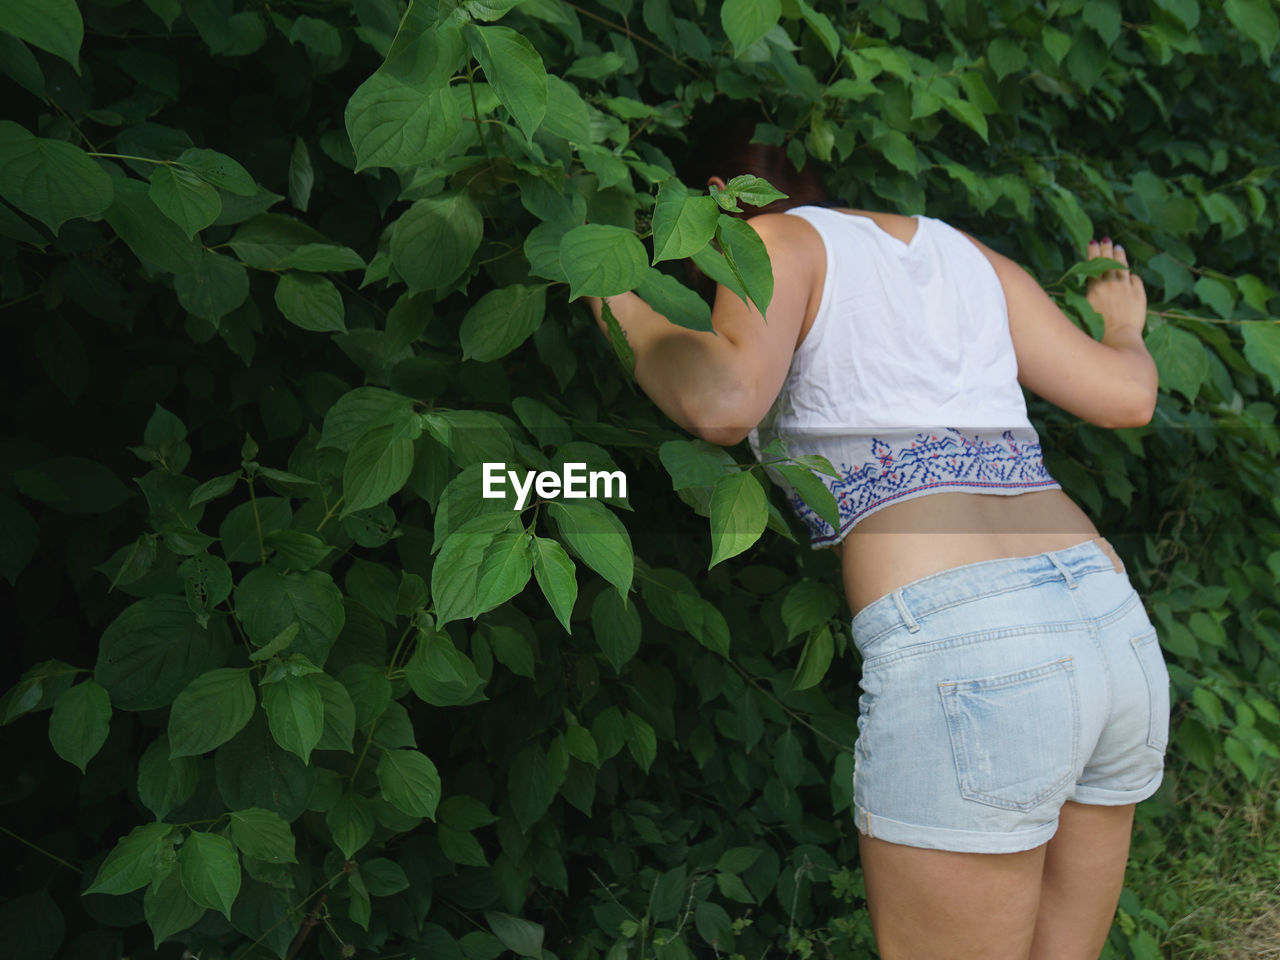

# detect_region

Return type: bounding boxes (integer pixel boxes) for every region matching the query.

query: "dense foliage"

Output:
[1,0,1278,957]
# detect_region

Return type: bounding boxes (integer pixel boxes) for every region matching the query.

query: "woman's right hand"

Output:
[1085,237,1147,342]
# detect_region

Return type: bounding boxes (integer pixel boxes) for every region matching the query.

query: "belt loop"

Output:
[1047,551,1078,589]
[892,588,921,633]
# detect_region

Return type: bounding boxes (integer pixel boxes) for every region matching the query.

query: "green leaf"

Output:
[143,859,206,948]
[0,0,83,73]
[795,0,839,58]
[312,672,356,752]
[103,177,202,273]
[532,536,577,632]
[234,567,345,666]
[290,14,341,55]
[635,268,713,332]
[1226,0,1279,59]
[85,822,174,895]
[288,136,314,212]
[508,743,553,830]
[780,581,839,643]
[1155,0,1200,30]
[791,625,834,690]
[179,830,241,920]
[599,300,635,381]
[659,440,736,490]
[708,471,768,567]
[486,911,545,959]
[467,24,548,143]
[95,596,230,711]
[1242,322,1280,393]
[1047,186,1093,260]
[716,216,774,319]
[168,667,256,758]
[137,736,200,820]
[1194,275,1237,318]
[773,462,840,531]
[406,628,487,705]
[377,748,442,819]
[560,224,648,300]
[326,791,375,858]
[47,678,111,773]
[343,423,416,515]
[944,96,989,142]
[227,808,297,864]
[591,588,640,673]
[176,148,257,196]
[1083,0,1122,46]
[543,75,593,144]
[715,174,788,212]
[987,37,1027,81]
[652,180,719,263]
[391,193,484,292]
[276,243,365,272]
[149,165,221,238]
[721,0,781,57]
[548,500,633,598]
[344,73,460,171]
[460,284,547,361]
[261,674,325,764]
[0,121,113,234]
[475,531,534,614]
[1146,325,1209,402]
[175,250,250,323]
[274,272,346,333]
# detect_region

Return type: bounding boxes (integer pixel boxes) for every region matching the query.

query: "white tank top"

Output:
[747,205,1061,546]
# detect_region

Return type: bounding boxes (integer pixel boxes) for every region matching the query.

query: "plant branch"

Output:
[562,2,696,72]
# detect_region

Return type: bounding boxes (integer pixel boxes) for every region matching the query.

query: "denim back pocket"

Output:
[939,657,1079,811]
[1130,630,1171,753]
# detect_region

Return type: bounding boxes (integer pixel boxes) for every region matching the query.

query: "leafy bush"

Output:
[1,0,1278,957]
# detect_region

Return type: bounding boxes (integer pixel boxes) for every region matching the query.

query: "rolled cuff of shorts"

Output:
[1070,766,1164,806]
[854,804,1059,854]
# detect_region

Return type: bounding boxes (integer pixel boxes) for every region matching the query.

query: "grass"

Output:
[1126,760,1280,958]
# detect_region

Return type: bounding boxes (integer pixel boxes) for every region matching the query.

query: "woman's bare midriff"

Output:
[837,488,1125,617]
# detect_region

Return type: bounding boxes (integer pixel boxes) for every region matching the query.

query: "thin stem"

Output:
[562,1,696,72]
[728,658,856,755]
[246,477,267,566]
[1152,310,1280,325]
[348,719,379,787]
[316,494,344,534]
[0,291,43,311]
[0,824,81,873]
[468,66,494,164]
[86,152,173,166]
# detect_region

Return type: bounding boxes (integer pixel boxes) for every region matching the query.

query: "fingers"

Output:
[1087,236,1132,283]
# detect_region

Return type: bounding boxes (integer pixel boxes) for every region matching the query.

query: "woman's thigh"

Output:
[859,832,1046,960]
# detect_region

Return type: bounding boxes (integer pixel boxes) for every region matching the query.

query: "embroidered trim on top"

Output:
[790,428,1060,545]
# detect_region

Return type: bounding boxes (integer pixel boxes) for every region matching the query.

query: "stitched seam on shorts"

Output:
[862,620,1091,670]
[858,573,1069,648]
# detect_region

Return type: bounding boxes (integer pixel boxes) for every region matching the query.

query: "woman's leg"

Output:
[858,832,1047,960]
[1029,801,1135,960]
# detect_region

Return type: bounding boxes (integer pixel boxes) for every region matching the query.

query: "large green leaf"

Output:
[651,180,719,263]
[179,830,241,920]
[1146,325,1209,402]
[143,865,206,948]
[274,272,346,333]
[531,536,577,633]
[149,165,221,237]
[467,24,547,142]
[708,471,768,567]
[233,567,345,666]
[261,674,325,764]
[0,0,83,73]
[460,284,548,362]
[345,73,461,171]
[721,0,781,57]
[47,679,111,773]
[560,224,648,299]
[137,736,200,820]
[175,250,250,322]
[635,268,713,332]
[103,177,202,274]
[0,121,112,234]
[547,500,633,598]
[376,748,442,819]
[342,422,417,515]
[591,587,640,673]
[85,821,175,895]
[226,808,297,864]
[94,597,231,711]
[391,193,484,292]
[168,667,256,758]
[1226,0,1279,59]
[715,215,774,318]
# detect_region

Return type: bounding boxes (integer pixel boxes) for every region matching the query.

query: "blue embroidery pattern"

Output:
[789,428,1060,544]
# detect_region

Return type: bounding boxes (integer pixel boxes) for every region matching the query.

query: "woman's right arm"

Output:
[962,234,1158,429]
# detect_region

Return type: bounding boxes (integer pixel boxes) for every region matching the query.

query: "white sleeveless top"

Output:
[747,205,1061,547]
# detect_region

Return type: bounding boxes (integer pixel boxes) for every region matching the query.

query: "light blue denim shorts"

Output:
[850,538,1170,854]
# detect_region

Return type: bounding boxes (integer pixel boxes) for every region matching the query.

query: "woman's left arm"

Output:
[584,213,817,446]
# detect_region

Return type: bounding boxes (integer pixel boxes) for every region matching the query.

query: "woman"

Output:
[585,125,1169,960]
